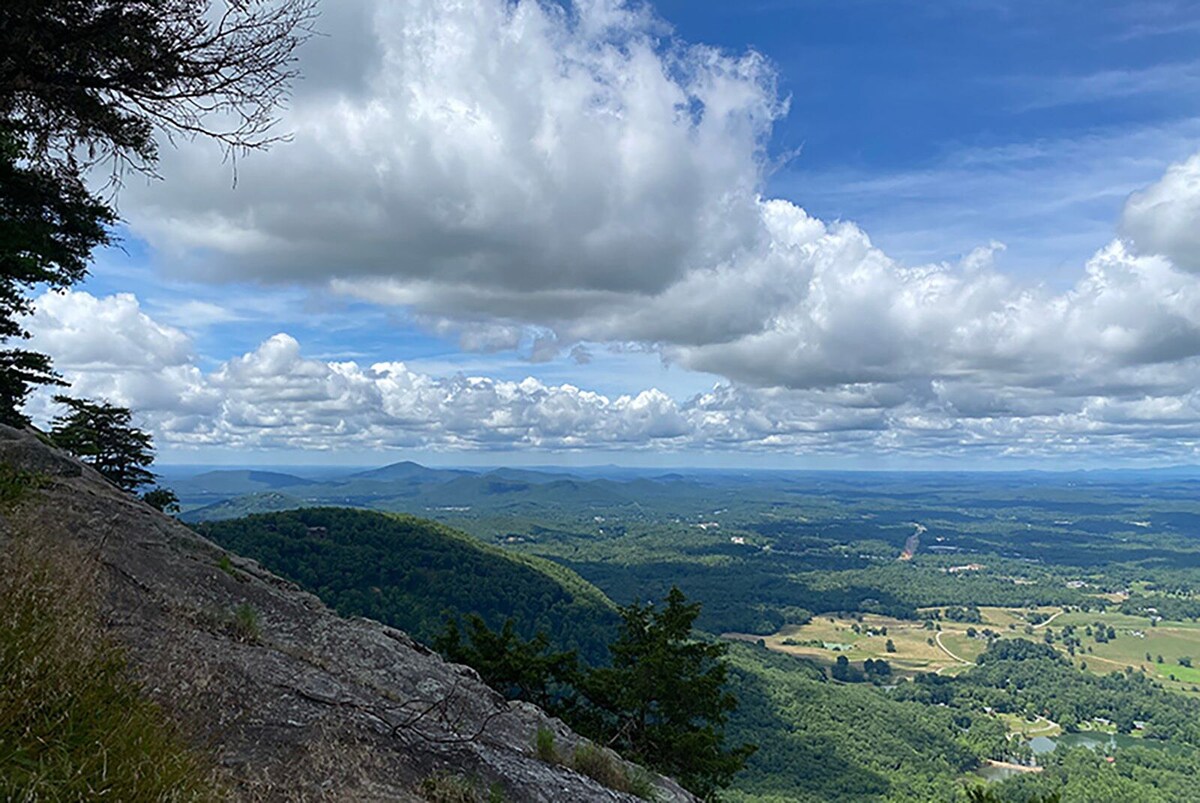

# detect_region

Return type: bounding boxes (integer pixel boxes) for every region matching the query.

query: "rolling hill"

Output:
[196,508,621,662]
[180,490,307,523]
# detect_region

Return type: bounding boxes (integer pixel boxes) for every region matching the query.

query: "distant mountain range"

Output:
[175,459,726,522]
[172,458,1200,524]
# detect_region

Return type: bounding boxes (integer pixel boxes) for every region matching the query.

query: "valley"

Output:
[174,460,1200,801]
[731,606,1200,692]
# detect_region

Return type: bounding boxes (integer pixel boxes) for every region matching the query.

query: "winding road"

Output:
[1030,609,1064,630]
[933,608,1065,674]
[934,630,973,671]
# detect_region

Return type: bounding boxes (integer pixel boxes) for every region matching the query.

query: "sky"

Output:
[23,0,1200,468]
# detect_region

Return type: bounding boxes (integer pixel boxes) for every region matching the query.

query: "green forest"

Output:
[198,508,620,662]
[188,469,1200,801]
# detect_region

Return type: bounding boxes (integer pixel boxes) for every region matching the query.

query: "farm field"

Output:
[728,604,1200,691]
[724,608,1036,677]
[1053,610,1200,694]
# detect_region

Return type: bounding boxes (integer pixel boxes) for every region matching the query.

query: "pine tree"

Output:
[0,0,314,425]
[435,615,579,715]
[50,395,155,492]
[583,586,755,798]
[0,131,113,425]
[141,487,180,514]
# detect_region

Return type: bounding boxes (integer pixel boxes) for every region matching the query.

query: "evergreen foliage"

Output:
[440,586,755,799]
[582,587,756,798]
[50,395,156,491]
[142,486,181,513]
[0,0,313,426]
[0,131,112,424]
[436,615,579,715]
[198,508,620,662]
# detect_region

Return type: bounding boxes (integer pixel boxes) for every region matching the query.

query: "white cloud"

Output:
[22,290,1200,462]
[23,292,216,423]
[128,0,781,301]
[27,291,193,371]
[77,0,1200,462]
[1122,152,1200,272]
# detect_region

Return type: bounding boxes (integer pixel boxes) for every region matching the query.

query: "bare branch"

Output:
[0,0,319,177]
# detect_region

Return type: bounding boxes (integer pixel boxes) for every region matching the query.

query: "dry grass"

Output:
[530,727,656,800]
[571,743,656,800]
[417,772,509,803]
[0,534,216,800]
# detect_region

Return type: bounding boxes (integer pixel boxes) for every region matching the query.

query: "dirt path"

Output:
[1031,609,1064,630]
[1025,716,1058,735]
[934,630,973,671]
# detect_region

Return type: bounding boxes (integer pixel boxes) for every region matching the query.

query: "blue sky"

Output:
[27,0,1200,467]
[665,0,1200,273]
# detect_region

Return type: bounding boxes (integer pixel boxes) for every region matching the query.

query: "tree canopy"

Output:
[0,131,113,425]
[50,395,155,492]
[0,0,317,173]
[436,584,756,799]
[0,0,313,426]
[582,586,756,798]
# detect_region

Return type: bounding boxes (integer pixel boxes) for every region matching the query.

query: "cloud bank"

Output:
[63,0,1200,461]
[26,287,1200,462]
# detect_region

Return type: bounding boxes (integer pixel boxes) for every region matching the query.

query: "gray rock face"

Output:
[0,426,697,803]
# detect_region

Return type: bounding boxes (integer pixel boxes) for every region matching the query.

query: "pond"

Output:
[976,732,1184,784]
[1028,731,1185,756]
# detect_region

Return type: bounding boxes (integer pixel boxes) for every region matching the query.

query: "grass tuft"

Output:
[231,602,261,643]
[0,464,46,509]
[0,536,215,799]
[572,743,657,800]
[415,772,510,802]
[535,726,558,762]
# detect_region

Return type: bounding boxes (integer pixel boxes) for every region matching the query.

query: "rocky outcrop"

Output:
[0,426,696,802]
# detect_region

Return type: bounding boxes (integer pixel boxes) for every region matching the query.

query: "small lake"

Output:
[976,732,1185,783]
[1029,732,1184,755]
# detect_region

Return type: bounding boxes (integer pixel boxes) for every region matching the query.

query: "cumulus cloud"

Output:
[23,292,216,422]
[83,0,1200,461]
[24,291,1200,462]
[1122,152,1200,272]
[128,0,780,301]
[670,234,1200,398]
[28,291,192,371]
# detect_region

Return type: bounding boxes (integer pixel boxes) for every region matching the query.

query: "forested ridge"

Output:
[197,503,1200,801]
[198,508,621,662]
